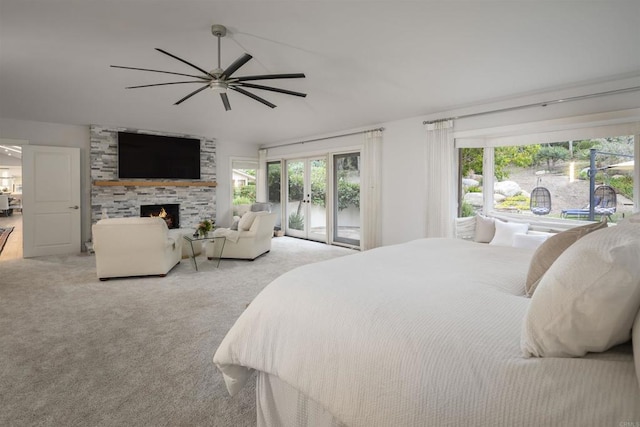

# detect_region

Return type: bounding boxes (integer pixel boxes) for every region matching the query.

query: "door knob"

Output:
[69,205,79,209]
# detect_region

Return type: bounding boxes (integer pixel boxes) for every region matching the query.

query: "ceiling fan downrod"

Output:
[211,24,227,74]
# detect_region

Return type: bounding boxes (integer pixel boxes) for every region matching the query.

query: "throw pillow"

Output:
[525,220,607,296]
[230,219,240,231]
[238,211,258,231]
[474,214,496,243]
[521,224,640,358]
[489,220,529,247]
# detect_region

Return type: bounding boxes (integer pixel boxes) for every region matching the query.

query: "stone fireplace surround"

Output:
[90,126,216,230]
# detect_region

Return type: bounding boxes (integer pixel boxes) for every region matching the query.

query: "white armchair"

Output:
[92,217,182,280]
[206,211,277,260]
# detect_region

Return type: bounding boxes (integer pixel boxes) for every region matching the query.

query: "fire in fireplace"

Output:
[140,204,180,229]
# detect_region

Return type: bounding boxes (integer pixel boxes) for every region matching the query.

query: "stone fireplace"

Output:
[90,126,217,229]
[140,203,180,229]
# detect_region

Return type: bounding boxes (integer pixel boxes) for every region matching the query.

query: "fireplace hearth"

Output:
[140,204,180,229]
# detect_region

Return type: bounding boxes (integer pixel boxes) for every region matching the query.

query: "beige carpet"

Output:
[0,237,355,426]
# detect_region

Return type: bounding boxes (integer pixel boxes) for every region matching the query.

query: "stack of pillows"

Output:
[473,214,549,249]
[474,214,640,381]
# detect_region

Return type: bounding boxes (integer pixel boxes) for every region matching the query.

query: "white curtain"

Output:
[256,148,267,203]
[425,120,456,238]
[361,130,382,250]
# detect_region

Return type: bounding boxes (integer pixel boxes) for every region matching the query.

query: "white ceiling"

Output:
[1,1,639,146]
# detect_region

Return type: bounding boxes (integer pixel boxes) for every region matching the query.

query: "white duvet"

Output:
[214,238,640,426]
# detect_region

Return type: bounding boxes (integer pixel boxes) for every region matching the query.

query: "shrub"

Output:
[466,185,482,193]
[609,175,633,199]
[288,212,304,230]
[460,201,475,217]
[233,196,252,205]
[495,195,530,210]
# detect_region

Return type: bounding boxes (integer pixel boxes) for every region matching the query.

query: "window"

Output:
[459,136,636,224]
[231,159,257,216]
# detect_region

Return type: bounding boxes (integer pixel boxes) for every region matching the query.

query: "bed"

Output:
[214,235,640,426]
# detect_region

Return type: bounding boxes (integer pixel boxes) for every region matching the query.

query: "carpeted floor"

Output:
[0,226,14,255]
[0,237,355,426]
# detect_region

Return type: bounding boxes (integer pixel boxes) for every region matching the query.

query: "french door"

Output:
[285,157,327,242]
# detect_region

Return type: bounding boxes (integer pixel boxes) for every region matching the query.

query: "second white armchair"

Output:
[206,211,277,260]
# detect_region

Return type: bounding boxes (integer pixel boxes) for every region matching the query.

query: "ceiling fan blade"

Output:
[234,73,305,82]
[222,53,252,79]
[126,80,208,89]
[111,65,209,80]
[235,82,306,98]
[174,84,211,105]
[220,93,231,111]
[230,86,276,108]
[155,48,214,78]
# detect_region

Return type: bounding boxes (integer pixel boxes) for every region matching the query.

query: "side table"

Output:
[183,235,226,271]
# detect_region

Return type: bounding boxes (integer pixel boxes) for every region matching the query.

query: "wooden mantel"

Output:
[93,180,216,187]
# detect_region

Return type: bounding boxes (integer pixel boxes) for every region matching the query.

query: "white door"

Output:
[22,145,81,257]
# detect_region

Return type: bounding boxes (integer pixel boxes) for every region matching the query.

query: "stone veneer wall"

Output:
[90,125,216,230]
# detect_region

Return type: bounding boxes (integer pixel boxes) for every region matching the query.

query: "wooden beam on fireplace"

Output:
[93,180,217,187]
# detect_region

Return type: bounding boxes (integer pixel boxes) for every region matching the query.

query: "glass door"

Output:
[285,157,327,242]
[334,152,361,246]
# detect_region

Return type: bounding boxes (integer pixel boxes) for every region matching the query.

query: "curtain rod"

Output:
[263,127,385,150]
[423,85,640,125]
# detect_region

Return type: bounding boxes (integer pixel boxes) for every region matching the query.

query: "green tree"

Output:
[460,145,540,180]
[534,146,569,171]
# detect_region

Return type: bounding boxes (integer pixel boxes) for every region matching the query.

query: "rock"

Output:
[462,178,479,188]
[494,181,522,197]
[520,190,531,198]
[463,192,485,207]
[493,193,506,202]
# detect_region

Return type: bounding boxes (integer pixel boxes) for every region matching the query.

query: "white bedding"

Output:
[214,238,640,426]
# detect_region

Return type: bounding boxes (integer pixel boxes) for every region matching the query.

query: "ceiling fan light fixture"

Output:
[209,80,228,93]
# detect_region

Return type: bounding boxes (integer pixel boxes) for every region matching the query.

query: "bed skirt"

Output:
[257,372,347,427]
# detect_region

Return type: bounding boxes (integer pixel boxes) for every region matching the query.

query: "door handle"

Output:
[69,205,79,209]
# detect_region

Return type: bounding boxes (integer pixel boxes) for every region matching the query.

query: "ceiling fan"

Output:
[111,24,306,111]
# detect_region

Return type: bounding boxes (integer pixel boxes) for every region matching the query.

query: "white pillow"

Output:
[238,211,258,231]
[521,224,640,358]
[512,233,548,250]
[489,221,529,247]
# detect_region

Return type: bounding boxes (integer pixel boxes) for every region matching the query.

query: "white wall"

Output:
[0,118,92,243]
[2,75,638,249]
[264,75,640,247]
[0,117,260,247]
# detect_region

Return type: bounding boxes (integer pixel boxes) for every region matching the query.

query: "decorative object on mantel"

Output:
[196,219,214,238]
[93,180,216,187]
[110,24,306,111]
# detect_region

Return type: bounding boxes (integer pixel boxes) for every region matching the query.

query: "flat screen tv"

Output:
[118,132,201,179]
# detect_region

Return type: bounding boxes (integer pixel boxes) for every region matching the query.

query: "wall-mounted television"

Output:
[117,132,201,179]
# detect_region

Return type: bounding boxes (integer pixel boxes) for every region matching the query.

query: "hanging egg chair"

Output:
[530,179,551,216]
